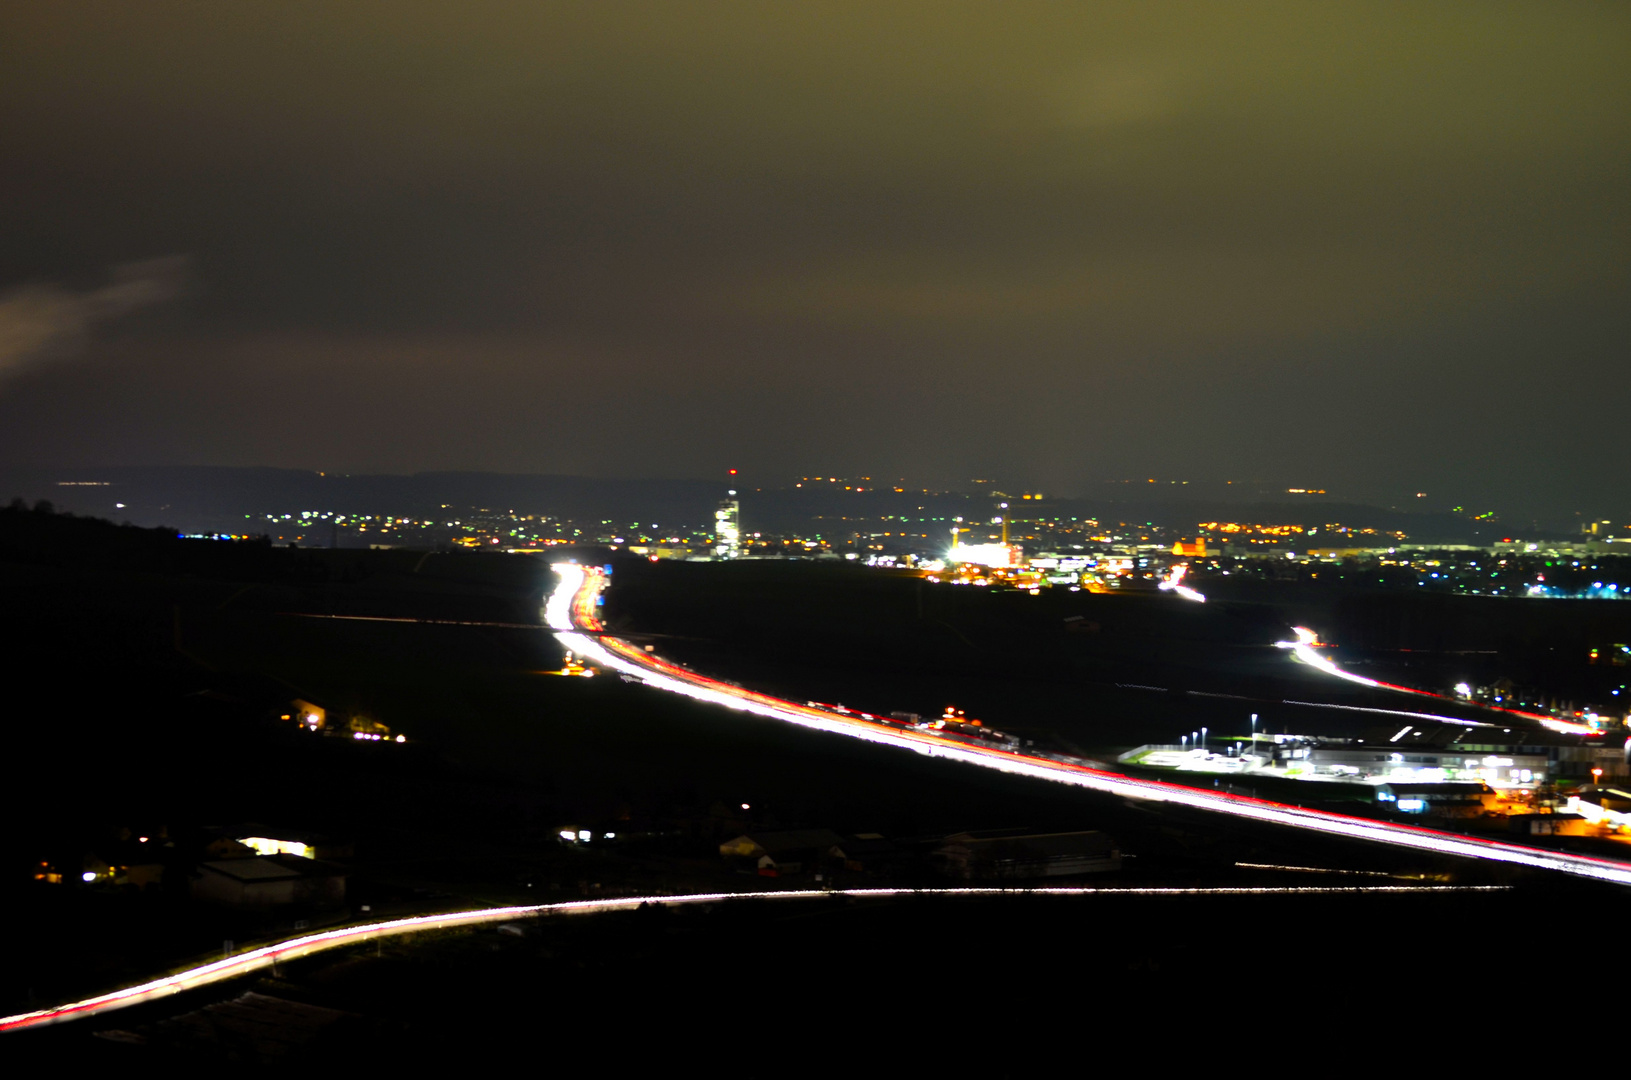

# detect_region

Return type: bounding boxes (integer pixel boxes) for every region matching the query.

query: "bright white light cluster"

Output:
[1278,626,1381,688]
[1158,564,1206,602]
[948,543,1019,568]
[545,562,584,630]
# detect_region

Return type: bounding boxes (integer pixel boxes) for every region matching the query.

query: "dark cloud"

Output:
[0,4,1626,518]
[0,256,190,380]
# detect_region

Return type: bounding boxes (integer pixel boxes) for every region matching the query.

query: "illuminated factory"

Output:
[939,496,1199,598]
[947,495,1022,569]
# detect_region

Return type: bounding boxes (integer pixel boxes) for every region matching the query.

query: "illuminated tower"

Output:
[714,490,741,559]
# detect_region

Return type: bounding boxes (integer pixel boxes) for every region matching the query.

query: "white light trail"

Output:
[549,568,1631,889]
[1278,627,1381,688]
[1234,861,1392,878]
[544,562,584,630]
[0,884,1506,1033]
[1158,564,1205,602]
[1278,626,1592,734]
[1283,700,1490,727]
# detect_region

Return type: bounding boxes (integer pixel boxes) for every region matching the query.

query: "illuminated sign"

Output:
[949,543,1019,568]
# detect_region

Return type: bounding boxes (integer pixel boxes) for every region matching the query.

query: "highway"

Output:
[0,882,1503,1034]
[547,562,1631,887]
[1277,625,1594,735]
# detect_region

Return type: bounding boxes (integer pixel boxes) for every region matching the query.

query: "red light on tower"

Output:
[728,469,738,476]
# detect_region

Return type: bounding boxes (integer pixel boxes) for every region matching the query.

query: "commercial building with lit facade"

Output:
[714,492,740,559]
[1374,781,1491,815]
[1282,744,1549,787]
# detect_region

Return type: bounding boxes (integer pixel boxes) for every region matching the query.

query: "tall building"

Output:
[714,490,741,559]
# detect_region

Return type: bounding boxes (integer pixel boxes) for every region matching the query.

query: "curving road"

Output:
[548,562,1631,887]
[0,882,1500,1034]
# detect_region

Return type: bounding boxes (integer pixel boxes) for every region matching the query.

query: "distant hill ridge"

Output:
[0,465,1534,543]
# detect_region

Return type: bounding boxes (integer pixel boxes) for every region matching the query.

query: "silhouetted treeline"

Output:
[0,499,544,591]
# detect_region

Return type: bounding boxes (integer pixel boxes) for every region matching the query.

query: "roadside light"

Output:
[82,872,96,883]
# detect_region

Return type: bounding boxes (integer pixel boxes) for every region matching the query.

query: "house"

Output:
[192,854,346,907]
[934,829,1120,881]
[1509,813,1592,837]
[831,833,895,873]
[719,830,845,875]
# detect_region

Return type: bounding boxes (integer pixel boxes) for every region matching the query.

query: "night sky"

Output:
[2,5,1627,519]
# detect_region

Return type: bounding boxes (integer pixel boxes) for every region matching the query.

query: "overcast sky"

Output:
[1,3,1626,520]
